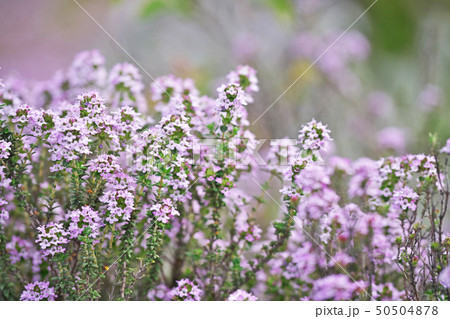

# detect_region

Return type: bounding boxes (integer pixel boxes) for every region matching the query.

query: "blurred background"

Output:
[1,0,449,158]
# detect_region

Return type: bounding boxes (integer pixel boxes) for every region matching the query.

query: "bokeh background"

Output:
[1,0,449,158]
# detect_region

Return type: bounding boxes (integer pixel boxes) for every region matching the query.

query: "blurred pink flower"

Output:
[377,127,407,154]
[439,265,450,289]
[418,84,443,112]
[366,91,394,118]
[232,33,260,62]
[441,138,450,154]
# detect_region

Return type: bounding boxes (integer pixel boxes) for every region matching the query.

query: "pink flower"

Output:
[392,186,419,212]
[150,198,180,224]
[441,138,450,154]
[418,84,443,112]
[377,127,407,154]
[67,206,102,240]
[366,91,394,118]
[312,274,361,300]
[169,279,202,301]
[227,289,257,301]
[439,266,450,289]
[35,223,69,257]
[0,140,12,159]
[20,281,57,301]
[298,119,332,152]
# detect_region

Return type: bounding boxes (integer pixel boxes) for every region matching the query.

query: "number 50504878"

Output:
[375,306,438,316]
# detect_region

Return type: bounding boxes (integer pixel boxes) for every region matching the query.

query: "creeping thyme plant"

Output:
[0,51,450,301]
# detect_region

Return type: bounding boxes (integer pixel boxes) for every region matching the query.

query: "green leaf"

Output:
[265,0,295,22]
[141,0,167,18]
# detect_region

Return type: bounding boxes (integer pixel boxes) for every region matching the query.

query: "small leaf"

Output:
[141,0,167,18]
[265,0,295,22]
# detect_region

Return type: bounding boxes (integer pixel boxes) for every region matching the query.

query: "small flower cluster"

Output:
[0,139,11,159]
[236,211,262,243]
[169,279,203,301]
[441,138,450,154]
[67,206,102,240]
[108,63,146,113]
[0,197,8,224]
[147,284,171,301]
[392,186,419,212]
[67,50,107,89]
[35,223,70,257]
[226,65,259,99]
[296,165,340,220]
[311,275,362,301]
[87,154,122,177]
[216,84,247,112]
[100,172,136,224]
[151,75,199,116]
[150,198,179,223]
[348,158,380,198]
[20,281,57,301]
[227,289,258,301]
[440,266,450,289]
[6,236,43,276]
[297,119,332,151]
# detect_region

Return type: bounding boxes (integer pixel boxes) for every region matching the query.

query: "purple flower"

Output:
[235,211,262,243]
[439,265,450,289]
[441,138,450,154]
[311,274,361,300]
[100,172,136,224]
[151,75,199,117]
[68,206,102,240]
[392,186,419,212]
[297,188,340,220]
[87,154,122,177]
[226,65,259,102]
[418,84,443,112]
[0,139,12,159]
[20,281,57,301]
[366,91,394,118]
[298,119,332,152]
[169,278,202,301]
[296,165,331,194]
[67,50,107,89]
[108,62,147,113]
[6,236,43,276]
[0,198,9,225]
[112,105,144,136]
[147,284,171,301]
[150,198,180,224]
[348,158,380,198]
[377,127,407,154]
[10,104,32,125]
[272,242,317,282]
[216,83,247,112]
[227,289,257,301]
[35,222,69,257]
[0,67,4,91]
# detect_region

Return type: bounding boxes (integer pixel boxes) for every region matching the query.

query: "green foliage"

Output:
[367,0,416,53]
[140,0,193,18]
[0,230,20,300]
[264,0,295,22]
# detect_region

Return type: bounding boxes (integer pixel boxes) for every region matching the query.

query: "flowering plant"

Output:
[0,51,449,301]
